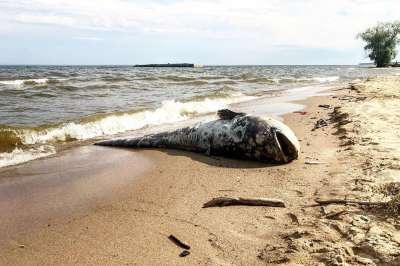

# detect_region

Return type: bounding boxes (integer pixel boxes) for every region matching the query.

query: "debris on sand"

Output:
[203,197,285,208]
[257,244,290,264]
[287,213,300,225]
[318,104,331,109]
[179,250,190,257]
[314,198,386,207]
[312,118,329,130]
[168,234,191,250]
[305,160,326,165]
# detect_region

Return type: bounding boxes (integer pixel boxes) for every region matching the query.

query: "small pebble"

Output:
[179,250,190,257]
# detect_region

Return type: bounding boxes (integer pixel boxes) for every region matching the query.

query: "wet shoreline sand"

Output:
[0,146,154,243]
[1,76,399,265]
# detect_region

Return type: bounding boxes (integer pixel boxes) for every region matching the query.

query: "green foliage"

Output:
[358,21,400,67]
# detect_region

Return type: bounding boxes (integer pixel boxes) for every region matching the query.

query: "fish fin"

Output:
[217,109,246,120]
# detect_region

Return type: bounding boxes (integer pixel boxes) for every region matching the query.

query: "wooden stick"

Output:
[314,199,386,206]
[168,235,191,250]
[325,210,348,220]
[203,197,285,208]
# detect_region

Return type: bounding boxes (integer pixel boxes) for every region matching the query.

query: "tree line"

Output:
[358,21,400,67]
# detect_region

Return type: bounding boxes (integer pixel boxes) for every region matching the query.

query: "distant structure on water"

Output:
[358,62,375,67]
[134,63,201,68]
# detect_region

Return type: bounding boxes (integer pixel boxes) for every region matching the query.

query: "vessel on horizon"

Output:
[134,63,200,68]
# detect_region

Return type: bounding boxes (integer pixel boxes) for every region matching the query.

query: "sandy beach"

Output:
[1,76,400,265]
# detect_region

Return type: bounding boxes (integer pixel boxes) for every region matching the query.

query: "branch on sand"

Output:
[314,198,386,207]
[203,197,285,208]
[168,235,191,250]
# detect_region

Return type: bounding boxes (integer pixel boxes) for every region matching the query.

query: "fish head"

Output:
[258,117,300,163]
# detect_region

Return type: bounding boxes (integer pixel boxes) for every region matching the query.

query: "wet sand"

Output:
[0,146,153,243]
[1,77,399,265]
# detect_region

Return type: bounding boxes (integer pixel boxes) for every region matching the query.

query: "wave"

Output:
[243,77,279,83]
[229,73,254,80]
[211,80,237,85]
[4,94,254,145]
[199,76,226,80]
[226,75,338,84]
[0,93,255,168]
[313,76,340,83]
[0,78,64,87]
[0,78,49,86]
[185,87,244,101]
[159,75,196,82]
[101,76,130,82]
[274,76,340,84]
[136,76,159,81]
[0,145,56,168]
[173,80,209,86]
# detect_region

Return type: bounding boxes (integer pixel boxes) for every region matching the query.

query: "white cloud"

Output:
[0,0,399,50]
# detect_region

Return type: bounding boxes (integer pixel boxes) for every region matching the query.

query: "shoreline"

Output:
[1,76,399,265]
[0,81,336,169]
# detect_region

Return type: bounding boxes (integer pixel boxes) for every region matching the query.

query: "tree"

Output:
[358,21,400,67]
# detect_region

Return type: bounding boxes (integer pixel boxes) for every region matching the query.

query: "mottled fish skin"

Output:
[95,110,300,163]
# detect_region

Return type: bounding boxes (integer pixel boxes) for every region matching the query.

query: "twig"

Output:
[305,161,326,165]
[203,197,285,208]
[168,235,191,250]
[353,178,374,185]
[325,210,348,220]
[314,199,386,207]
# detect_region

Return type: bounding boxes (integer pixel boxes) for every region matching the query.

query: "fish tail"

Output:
[94,138,142,147]
[94,132,170,148]
[94,127,198,150]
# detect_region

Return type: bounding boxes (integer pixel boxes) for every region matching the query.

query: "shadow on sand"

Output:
[136,148,280,169]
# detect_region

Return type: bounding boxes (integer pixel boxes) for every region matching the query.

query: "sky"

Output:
[0,0,399,65]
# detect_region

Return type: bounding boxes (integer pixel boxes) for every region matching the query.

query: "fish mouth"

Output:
[274,131,299,163]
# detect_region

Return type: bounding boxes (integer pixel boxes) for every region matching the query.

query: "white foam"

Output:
[0,78,49,87]
[313,76,340,83]
[0,145,56,168]
[274,76,339,83]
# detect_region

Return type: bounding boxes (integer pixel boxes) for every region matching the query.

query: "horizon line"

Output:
[0,63,364,67]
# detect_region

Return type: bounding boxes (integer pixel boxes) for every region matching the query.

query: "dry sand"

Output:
[1,76,400,265]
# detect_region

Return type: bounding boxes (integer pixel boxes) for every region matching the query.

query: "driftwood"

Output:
[168,235,191,250]
[318,104,331,109]
[305,160,326,165]
[325,210,349,220]
[314,199,386,207]
[203,197,285,208]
